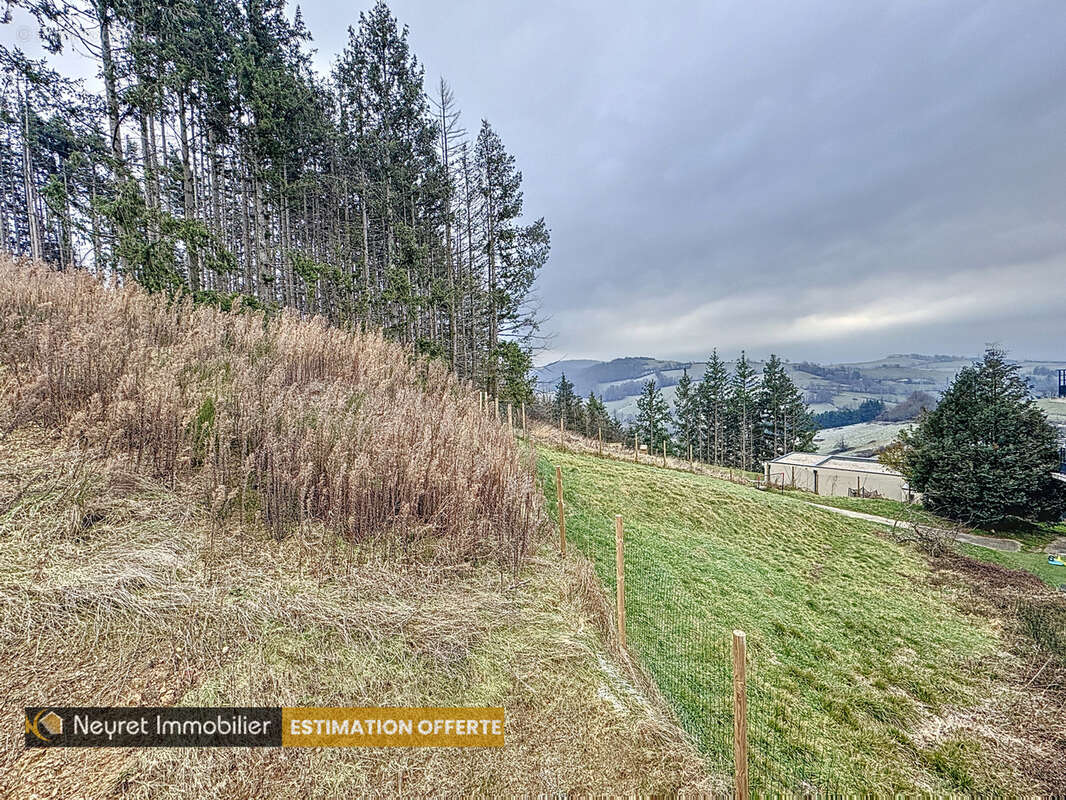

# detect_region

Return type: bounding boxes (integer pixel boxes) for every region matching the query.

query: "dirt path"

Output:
[806,503,1022,552]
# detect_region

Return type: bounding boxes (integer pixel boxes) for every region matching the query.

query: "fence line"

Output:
[732,630,748,800]
[556,465,566,556]
[526,421,762,488]
[546,457,856,796]
[615,514,626,649]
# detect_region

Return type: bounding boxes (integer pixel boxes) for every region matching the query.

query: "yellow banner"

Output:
[281,707,504,747]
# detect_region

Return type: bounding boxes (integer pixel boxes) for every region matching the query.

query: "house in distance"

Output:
[766,452,915,502]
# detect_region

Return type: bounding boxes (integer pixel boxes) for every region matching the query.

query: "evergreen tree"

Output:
[635,379,672,454]
[673,368,698,456]
[757,354,814,462]
[491,340,534,407]
[7,0,548,398]
[901,347,1066,525]
[696,348,729,465]
[586,391,610,438]
[570,394,588,435]
[552,372,577,427]
[726,352,758,470]
[475,119,548,393]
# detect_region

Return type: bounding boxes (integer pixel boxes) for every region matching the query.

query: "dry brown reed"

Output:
[0,429,711,796]
[0,256,541,570]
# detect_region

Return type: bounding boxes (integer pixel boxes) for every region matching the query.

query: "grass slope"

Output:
[538,446,1015,793]
[0,431,708,796]
[776,491,1066,585]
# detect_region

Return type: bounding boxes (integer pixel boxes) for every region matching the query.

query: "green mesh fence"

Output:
[539,455,853,794]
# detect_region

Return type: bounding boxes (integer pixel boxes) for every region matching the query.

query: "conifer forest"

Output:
[0,0,548,397]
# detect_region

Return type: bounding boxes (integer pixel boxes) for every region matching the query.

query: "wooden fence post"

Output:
[507,403,513,430]
[663,441,667,467]
[521,402,526,430]
[733,630,748,800]
[494,396,499,422]
[598,426,602,455]
[634,434,638,462]
[615,515,625,647]
[556,466,566,556]
[689,443,693,470]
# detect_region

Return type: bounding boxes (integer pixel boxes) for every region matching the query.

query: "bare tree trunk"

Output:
[485,166,497,394]
[96,1,124,166]
[254,175,269,302]
[178,90,200,293]
[90,169,102,275]
[0,124,10,252]
[360,169,370,326]
[20,82,41,261]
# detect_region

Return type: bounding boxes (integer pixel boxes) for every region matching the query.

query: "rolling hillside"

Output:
[0,258,708,796]
[538,443,1066,793]
[812,421,911,455]
[537,355,1066,423]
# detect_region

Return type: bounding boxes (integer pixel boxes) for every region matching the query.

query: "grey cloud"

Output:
[198,0,1066,363]
[8,0,1064,361]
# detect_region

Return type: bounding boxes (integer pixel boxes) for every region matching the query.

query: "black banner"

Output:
[25,707,282,748]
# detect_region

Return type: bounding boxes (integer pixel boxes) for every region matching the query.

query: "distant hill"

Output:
[535,354,1066,424]
[535,357,689,397]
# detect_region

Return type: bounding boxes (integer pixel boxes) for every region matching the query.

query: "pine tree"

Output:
[552,372,577,427]
[6,0,548,396]
[756,354,814,462]
[696,349,729,465]
[636,379,672,454]
[492,340,534,407]
[475,119,548,394]
[586,391,610,438]
[673,368,698,456]
[726,352,758,471]
[901,347,1066,525]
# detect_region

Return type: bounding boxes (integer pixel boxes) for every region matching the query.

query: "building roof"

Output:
[768,452,903,477]
[768,452,826,467]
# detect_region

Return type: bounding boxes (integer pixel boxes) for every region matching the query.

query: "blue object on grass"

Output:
[1049,554,1066,567]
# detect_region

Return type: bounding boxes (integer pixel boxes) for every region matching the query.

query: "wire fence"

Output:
[542,458,859,795]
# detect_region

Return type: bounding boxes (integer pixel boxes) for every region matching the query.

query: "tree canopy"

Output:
[635,378,671,453]
[2,0,548,394]
[900,347,1066,525]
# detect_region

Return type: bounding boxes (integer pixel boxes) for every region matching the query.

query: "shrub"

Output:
[877,391,936,422]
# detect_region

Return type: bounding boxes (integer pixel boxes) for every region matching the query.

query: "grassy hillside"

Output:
[537,445,1064,793]
[0,431,707,796]
[812,420,910,454]
[775,491,1066,585]
[0,258,708,795]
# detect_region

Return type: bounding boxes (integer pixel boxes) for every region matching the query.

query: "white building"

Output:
[765,452,915,501]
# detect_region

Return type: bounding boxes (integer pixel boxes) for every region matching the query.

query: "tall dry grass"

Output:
[0,255,541,570]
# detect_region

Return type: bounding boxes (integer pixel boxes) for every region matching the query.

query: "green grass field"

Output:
[538,446,1006,793]
[777,490,1058,540]
[774,491,951,528]
[774,491,1066,585]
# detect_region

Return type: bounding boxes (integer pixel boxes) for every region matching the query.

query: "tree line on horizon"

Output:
[545,350,815,471]
[1,0,547,399]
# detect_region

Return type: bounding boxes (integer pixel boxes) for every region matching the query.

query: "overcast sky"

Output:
[6,0,1066,365]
